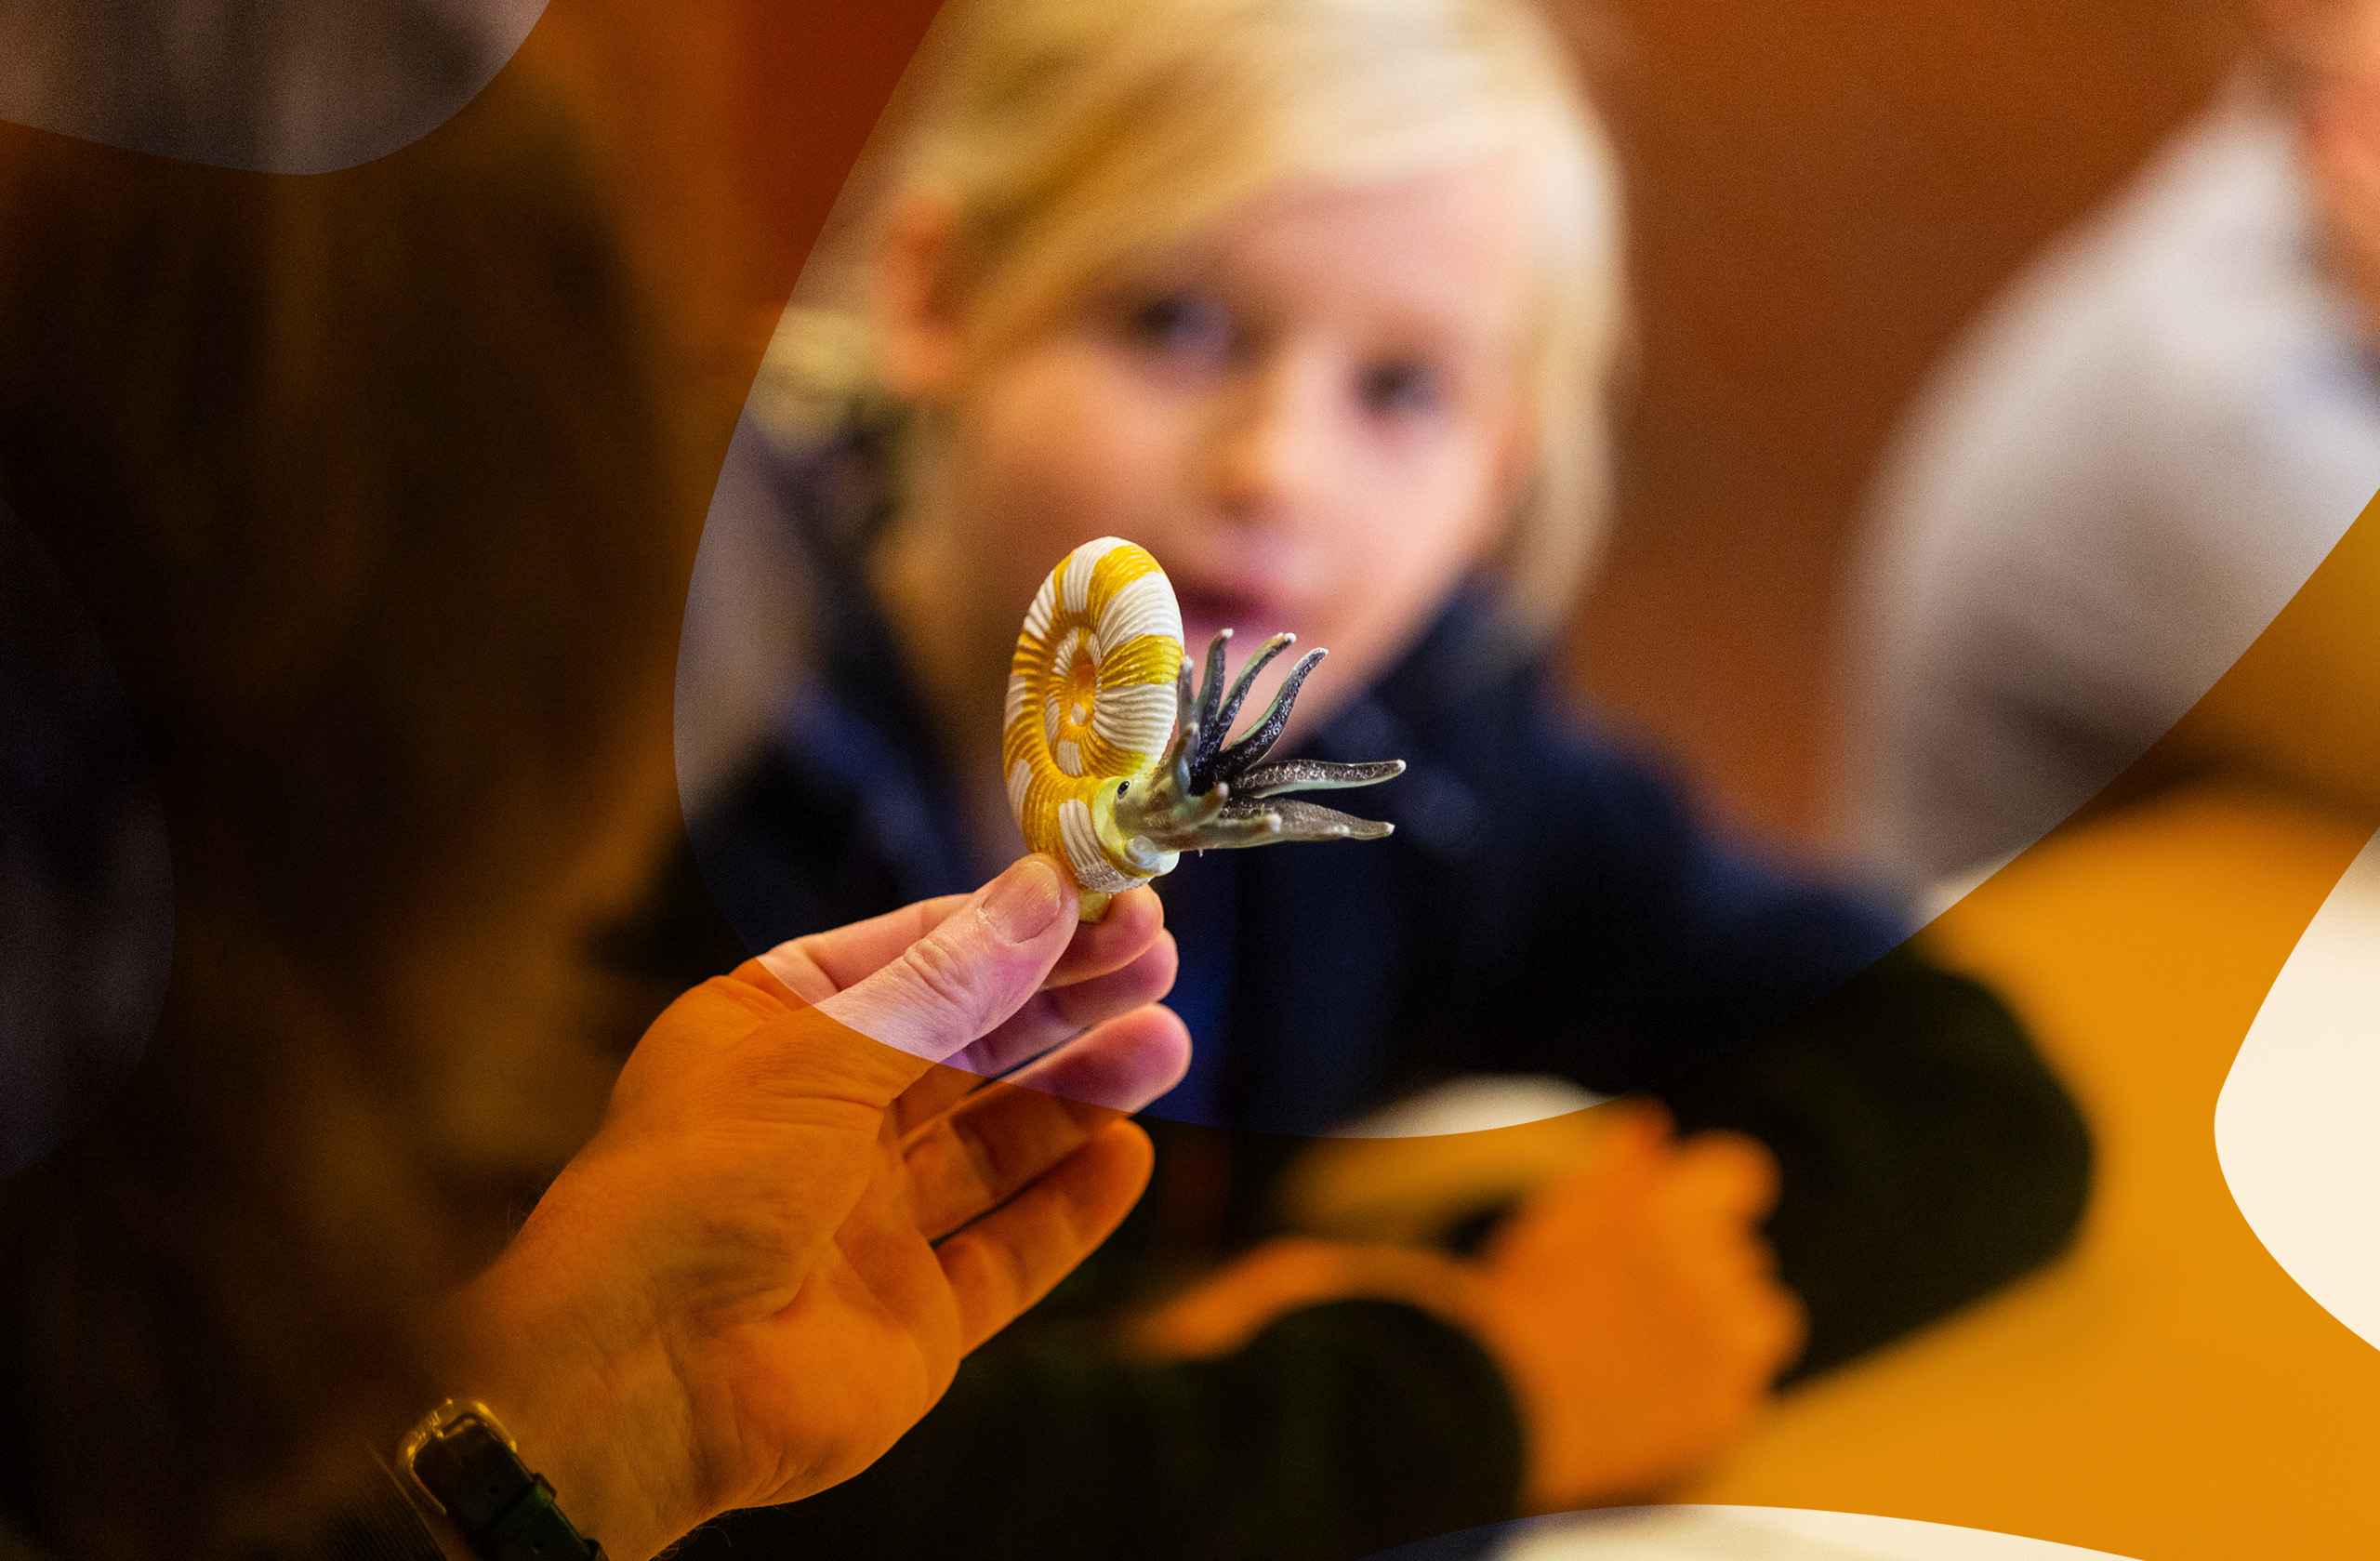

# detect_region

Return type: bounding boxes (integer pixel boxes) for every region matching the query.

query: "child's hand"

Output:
[1129,1237,1480,1359]
[1130,1099,1803,1513]
[1466,1099,1805,1511]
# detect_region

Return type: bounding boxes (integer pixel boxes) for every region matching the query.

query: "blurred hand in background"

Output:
[1133,1100,1804,1515]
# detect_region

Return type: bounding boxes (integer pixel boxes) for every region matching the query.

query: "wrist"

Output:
[430,1174,694,1561]
[393,1399,613,1561]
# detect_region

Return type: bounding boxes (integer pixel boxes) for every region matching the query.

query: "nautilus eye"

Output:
[1003,537,1408,920]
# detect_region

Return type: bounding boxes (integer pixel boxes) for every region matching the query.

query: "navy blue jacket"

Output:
[615,435,2092,1561]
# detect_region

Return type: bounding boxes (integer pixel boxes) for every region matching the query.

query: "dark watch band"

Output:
[396,1400,608,1561]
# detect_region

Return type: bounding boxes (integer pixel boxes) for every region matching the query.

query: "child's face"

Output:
[890,158,1540,713]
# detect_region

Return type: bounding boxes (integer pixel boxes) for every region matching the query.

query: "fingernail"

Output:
[982,855,1066,944]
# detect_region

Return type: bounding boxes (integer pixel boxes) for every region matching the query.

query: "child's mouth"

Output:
[1172,584,1290,649]
[1170,583,1317,727]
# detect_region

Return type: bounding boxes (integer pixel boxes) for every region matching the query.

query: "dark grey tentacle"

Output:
[1183,629,1233,788]
[1167,658,1199,800]
[1197,633,1295,780]
[1235,758,1407,798]
[1213,794,1395,842]
[1197,628,1231,729]
[1111,625,1400,855]
[1210,647,1325,780]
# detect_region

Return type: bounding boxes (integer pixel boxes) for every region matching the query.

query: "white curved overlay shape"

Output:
[0,0,549,173]
[2215,824,2380,1351]
[1502,1505,2134,1559]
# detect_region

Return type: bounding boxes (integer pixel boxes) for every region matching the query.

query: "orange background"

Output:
[1567,0,2244,844]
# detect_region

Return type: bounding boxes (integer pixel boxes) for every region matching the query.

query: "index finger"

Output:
[1667,1130,1783,1225]
[758,880,1167,1003]
[1043,887,1165,987]
[760,893,972,1002]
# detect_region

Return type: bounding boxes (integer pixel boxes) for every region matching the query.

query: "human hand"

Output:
[433,856,1190,1561]
[1468,1100,1805,1511]
[1129,1236,1479,1358]
[1130,1100,1802,1512]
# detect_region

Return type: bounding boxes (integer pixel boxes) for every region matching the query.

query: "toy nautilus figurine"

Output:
[1004,536,1405,919]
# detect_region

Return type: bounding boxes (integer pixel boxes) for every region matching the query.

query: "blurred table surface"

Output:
[1642,784,2380,1559]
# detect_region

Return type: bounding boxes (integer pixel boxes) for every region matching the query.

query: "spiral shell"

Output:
[1004,537,1186,903]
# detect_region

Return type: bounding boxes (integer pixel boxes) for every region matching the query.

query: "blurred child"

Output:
[624,0,2094,1554]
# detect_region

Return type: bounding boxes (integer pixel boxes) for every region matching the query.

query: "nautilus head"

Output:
[1004,536,1406,920]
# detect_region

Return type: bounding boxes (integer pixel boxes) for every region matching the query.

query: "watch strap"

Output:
[397,1400,607,1561]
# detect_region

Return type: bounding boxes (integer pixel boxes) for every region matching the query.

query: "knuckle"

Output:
[944,1110,1015,1201]
[898,928,999,1025]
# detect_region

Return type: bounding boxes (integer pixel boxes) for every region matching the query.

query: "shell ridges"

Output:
[1060,536,1129,615]
[1097,573,1183,659]
[1091,681,1175,753]
[1023,575,1056,642]
[1005,538,1185,905]
[1057,798,1140,893]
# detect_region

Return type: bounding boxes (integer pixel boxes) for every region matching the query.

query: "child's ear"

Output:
[874,192,971,401]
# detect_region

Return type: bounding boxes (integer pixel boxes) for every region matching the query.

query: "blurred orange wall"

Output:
[1567,0,2246,846]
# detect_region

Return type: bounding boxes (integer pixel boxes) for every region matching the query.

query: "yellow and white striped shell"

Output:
[1004,537,1185,910]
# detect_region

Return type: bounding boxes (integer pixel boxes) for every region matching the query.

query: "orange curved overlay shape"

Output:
[1682,491,2380,1556]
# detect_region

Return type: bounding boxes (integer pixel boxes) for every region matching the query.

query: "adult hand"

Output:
[1130,1100,1803,1512]
[434,855,1190,1561]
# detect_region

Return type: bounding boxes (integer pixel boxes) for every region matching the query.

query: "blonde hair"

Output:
[776,0,1626,643]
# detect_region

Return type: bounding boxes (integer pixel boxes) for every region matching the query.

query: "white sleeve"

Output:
[1841,103,2380,891]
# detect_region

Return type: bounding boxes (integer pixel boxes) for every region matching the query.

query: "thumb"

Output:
[815,854,1078,1065]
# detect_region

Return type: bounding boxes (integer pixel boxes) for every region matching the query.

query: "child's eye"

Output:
[1122,291,1234,363]
[1358,360,1445,418]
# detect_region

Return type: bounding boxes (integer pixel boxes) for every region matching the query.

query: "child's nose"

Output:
[1200,351,1337,524]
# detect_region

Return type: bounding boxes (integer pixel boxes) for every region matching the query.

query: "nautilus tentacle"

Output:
[1005,538,1405,919]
